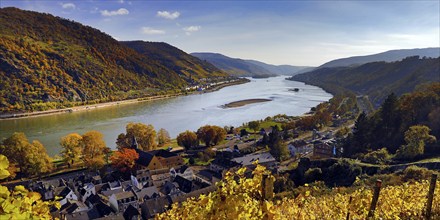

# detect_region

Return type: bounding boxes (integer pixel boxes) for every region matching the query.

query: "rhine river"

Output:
[0,76,332,156]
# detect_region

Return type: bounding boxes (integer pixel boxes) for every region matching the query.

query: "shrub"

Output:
[360,148,391,164]
[402,165,437,182]
[304,168,323,183]
[324,159,362,187]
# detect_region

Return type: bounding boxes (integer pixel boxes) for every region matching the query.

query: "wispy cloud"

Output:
[61,3,76,10]
[100,8,129,16]
[183,26,201,35]
[157,11,180,20]
[118,0,124,3]
[142,27,165,35]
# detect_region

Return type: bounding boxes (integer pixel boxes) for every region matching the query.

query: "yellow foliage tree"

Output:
[0,154,60,219]
[60,133,83,167]
[0,132,53,177]
[81,131,108,170]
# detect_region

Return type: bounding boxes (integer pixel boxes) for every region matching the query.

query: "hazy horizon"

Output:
[1,0,439,66]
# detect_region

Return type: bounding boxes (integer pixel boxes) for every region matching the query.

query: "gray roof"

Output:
[101,188,123,197]
[231,152,276,166]
[115,191,136,201]
[134,186,160,199]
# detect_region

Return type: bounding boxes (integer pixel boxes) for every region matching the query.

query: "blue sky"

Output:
[1,0,439,66]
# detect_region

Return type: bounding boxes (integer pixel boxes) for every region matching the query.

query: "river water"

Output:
[0,76,332,156]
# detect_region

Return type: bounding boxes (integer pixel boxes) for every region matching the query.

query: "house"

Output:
[312,140,335,158]
[209,158,240,173]
[135,150,163,170]
[141,185,217,219]
[231,152,277,168]
[140,196,170,219]
[131,169,153,189]
[151,149,184,169]
[109,191,138,213]
[79,183,95,203]
[101,181,124,197]
[173,175,193,193]
[151,171,171,187]
[59,200,89,219]
[133,186,160,201]
[195,169,222,185]
[161,181,182,196]
[170,165,194,181]
[287,141,313,157]
[85,195,115,218]
[58,187,78,206]
[123,204,140,220]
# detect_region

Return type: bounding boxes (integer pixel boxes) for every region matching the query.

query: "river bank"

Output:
[0,78,249,120]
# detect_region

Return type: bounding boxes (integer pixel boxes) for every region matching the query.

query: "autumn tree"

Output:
[397,125,437,159]
[197,125,226,147]
[157,128,171,147]
[177,130,198,150]
[26,140,53,176]
[117,123,157,151]
[248,121,260,134]
[60,133,82,167]
[0,132,53,177]
[81,131,108,170]
[110,148,139,172]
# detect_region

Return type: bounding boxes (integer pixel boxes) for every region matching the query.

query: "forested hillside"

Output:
[0,8,227,113]
[121,41,225,81]
[343,82,440,156]
[290,56,440,107]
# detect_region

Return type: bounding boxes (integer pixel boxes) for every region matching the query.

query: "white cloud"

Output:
[142,27,165,35]
[118,0,124,3]
[61,3,76,9]
[157,11,180,20]
[100,8,129,16]
[183,26,201,35]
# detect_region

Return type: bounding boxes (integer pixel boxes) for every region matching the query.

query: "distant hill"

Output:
[244,60,312,76]
[290,56,440,107]
[319,48,439,68]
[191,53,275,77]
[0,8,227,113]
[191,52,311,77]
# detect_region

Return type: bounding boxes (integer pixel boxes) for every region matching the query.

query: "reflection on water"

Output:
[0,76,332,156]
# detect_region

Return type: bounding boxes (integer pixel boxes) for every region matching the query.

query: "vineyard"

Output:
[157,164,439,220]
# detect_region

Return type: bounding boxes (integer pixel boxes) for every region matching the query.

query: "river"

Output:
[0,76,332,156]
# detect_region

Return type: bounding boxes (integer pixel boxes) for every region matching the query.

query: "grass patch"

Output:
[183,157,214,166]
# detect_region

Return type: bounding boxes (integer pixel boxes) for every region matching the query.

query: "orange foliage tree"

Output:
[110,148,139,172]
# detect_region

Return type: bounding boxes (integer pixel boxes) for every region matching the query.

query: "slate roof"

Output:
[231,152,276,166]
[150,149,178,158]
[58,187,72,198]
[123,204,140,220]
[95,201,114,217]
[101,188,123,197]
[211,158,240,169]
[141,197,170,218]
[169,185,216,204]
[115,191,136,201]
[173,175,192,193]
[134,186,160,200]
[136,150,155,167]
[197,170,222,182]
